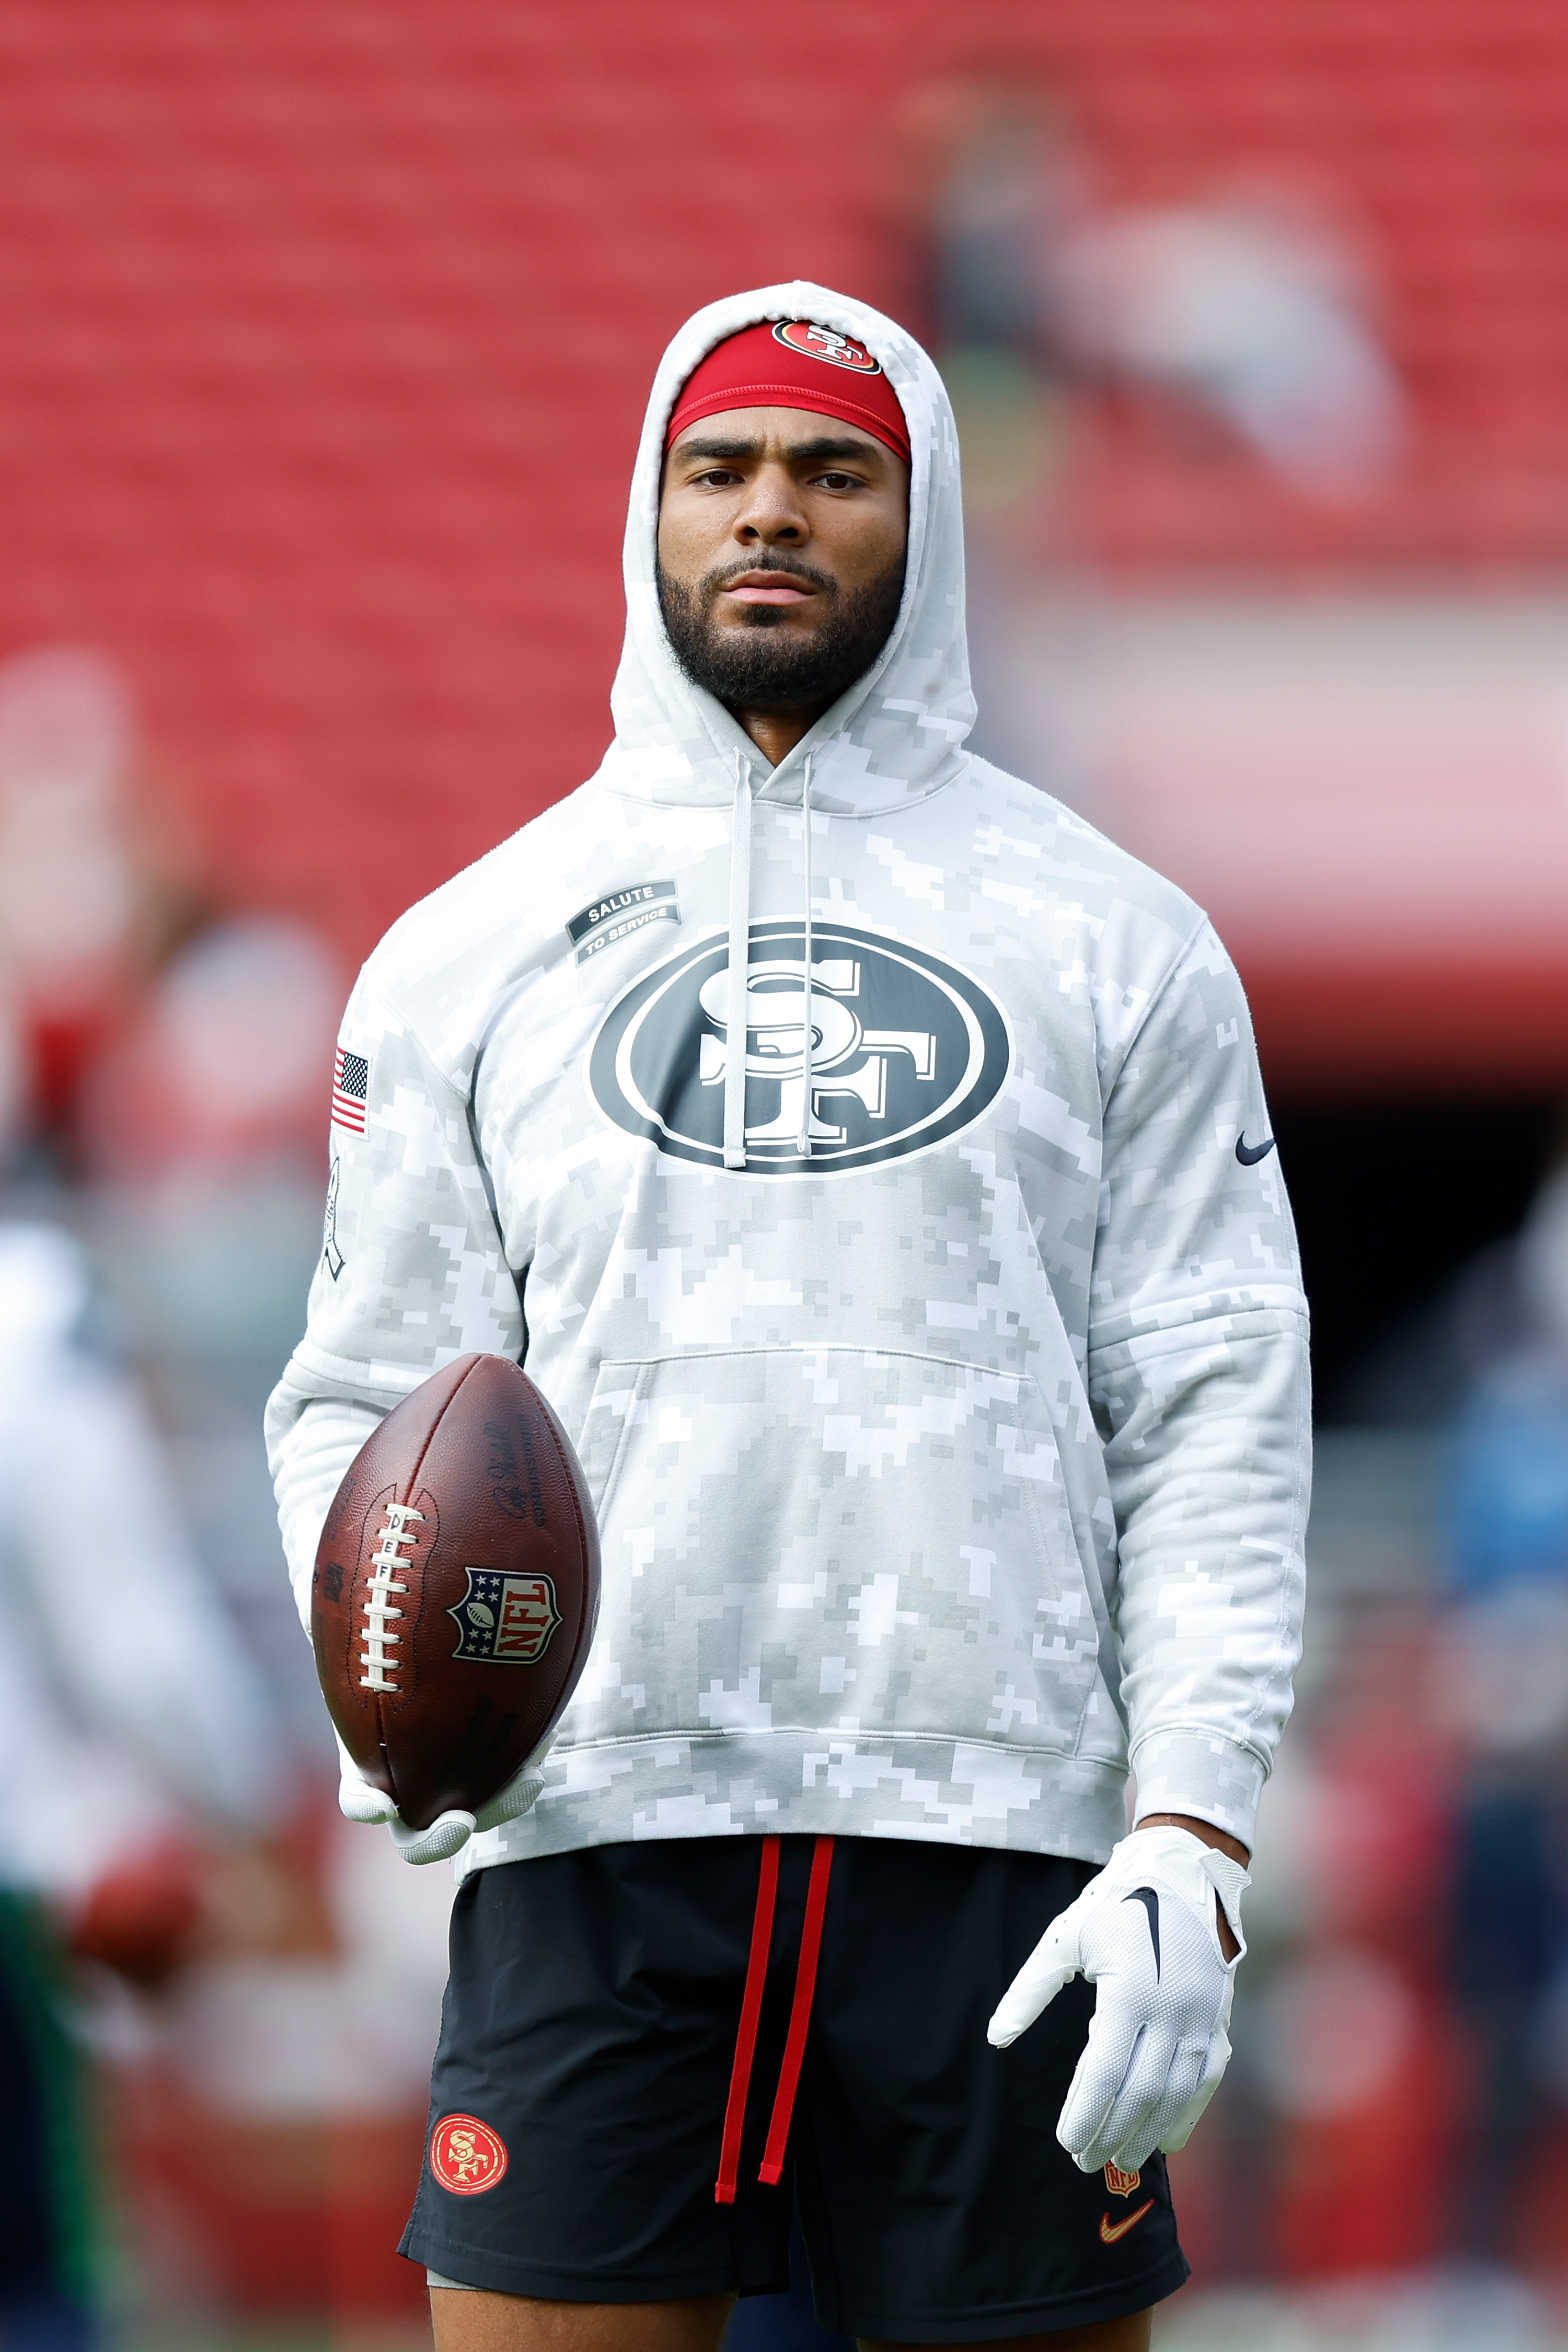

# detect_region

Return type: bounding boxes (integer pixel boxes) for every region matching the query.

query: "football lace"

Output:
[359,1501,424,1690]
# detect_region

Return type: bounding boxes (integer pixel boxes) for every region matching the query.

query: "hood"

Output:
[595,281,974,820]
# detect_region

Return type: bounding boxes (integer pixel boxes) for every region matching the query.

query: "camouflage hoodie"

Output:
[267,281,1309,1876]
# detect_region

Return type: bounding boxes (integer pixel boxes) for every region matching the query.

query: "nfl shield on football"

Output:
[311,1352,601,1831]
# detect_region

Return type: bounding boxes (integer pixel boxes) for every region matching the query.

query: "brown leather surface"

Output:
[312,1353,601,1830]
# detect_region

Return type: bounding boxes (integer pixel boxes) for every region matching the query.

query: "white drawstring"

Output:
[723,754,754,1170]
[797,755,814,1158]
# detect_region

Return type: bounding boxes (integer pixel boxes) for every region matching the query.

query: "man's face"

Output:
[656,408,910,720]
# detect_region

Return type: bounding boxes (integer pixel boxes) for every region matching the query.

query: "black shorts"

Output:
[400,1835,1189,2343]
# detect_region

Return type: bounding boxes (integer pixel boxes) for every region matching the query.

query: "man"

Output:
[268,284,1308,2351]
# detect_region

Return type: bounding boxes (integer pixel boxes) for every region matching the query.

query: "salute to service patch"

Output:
[567,880,679,964]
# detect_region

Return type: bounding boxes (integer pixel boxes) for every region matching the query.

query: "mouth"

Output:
[719,569,820,608]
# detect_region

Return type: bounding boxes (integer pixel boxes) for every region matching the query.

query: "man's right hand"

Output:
[336,1738,550,1865]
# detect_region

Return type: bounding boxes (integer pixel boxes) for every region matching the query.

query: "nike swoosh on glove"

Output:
[987,1824,1248,2174]
[335,1735,550,1865]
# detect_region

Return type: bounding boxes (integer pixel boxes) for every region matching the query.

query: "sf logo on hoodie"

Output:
[588,920,1009,1175]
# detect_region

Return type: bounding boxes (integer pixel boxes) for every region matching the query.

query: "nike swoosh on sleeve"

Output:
[1123,1886,1160,1978]
[1099,2199,1156,2245]
[1235,1133,1276,1165]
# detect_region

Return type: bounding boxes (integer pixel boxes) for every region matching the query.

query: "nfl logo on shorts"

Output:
[448,1567,562,1666]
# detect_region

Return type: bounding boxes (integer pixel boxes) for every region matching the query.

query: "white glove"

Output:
[335,1735,550,1865]
[987,1824,1248,2174]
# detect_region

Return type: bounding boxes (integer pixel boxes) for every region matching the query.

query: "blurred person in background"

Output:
[71,911,352,1770]
[1437,1142,1568,2268]
[76,912,346,1196]
[887,70,1402,496]
[0,1217,279,2350]
[0,648,203,1173]
[878,74,1404,807]
[0,644,424,2337]
[0,648,330,2334]
[0,637,348,1751]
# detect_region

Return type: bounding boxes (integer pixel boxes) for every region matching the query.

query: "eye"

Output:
[692,468,744,488]
[811,471,861,491]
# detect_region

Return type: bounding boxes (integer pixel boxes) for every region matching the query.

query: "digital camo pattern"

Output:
[267,282,1309,1870]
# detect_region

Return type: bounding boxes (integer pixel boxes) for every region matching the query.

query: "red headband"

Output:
[665,319,910,464]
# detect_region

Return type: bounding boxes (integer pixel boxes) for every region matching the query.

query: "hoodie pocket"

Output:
[563,1345,1104,1756]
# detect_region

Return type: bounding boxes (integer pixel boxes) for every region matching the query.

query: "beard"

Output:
[656,549,906,717]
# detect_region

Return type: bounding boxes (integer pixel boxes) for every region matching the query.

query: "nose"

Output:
[731,462,809,548]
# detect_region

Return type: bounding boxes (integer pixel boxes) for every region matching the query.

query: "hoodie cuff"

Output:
[1130,1728,1267,1853]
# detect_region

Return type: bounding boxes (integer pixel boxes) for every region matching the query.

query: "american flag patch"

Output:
[331,1048,368,1133]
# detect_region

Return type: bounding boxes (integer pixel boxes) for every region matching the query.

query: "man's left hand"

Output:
[986,1820,1249,2174]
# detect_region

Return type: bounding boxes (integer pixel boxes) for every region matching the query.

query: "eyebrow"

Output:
[672,434,883,465]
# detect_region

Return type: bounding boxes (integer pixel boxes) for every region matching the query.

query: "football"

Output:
[311,1352,600,1831]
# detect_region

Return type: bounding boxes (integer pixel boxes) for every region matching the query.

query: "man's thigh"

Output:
[864,2315,1151,2352]
[429,2287,732,2352]
[427,2290,1150,2352]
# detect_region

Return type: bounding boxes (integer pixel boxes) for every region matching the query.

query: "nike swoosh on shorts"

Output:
[1099,2199,1156,2245]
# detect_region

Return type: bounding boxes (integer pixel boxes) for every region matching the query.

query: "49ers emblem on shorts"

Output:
[430,2113,509,2194]
[773,320,881,374]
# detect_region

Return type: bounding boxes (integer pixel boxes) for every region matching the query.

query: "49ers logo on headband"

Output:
[772,320,882,375]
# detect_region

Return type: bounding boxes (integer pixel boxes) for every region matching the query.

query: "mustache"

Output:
[701,554,837,599]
